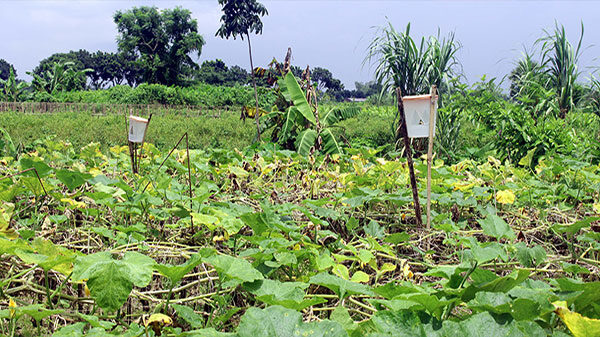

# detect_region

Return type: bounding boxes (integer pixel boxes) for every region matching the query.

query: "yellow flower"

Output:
[496,190,516,204]
[145,313,173,335]
[9,297,16,318]
[84,284,91,297]
[402,263,414,279]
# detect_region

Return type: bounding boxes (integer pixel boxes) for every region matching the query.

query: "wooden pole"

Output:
[137,113,152,174]
[426,85,437,229]
[396,88,422,227]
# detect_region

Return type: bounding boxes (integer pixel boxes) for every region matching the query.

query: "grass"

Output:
[0,110,257,151]
[0,108,395,153]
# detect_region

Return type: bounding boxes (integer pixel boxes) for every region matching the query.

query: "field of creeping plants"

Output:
[1,139,600,336]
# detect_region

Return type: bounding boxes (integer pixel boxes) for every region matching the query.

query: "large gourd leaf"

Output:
[237,305,347,337]
[155,253,203,285]
[244,279,326,310]
[321,128,342,155]
[361,310,545,337]
[16,304,63,322]
[309,272,375,299]
[72,251,154,312]
[477,213,515,240]
[280,72,316,125]
[20,157,53,177]
[203,254,263,285]
[295,129,318,156]
[56,169,91,191]
[14,238,77,274]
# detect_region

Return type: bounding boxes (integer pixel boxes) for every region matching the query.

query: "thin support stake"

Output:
[427,85,437,229]
[141,133,194,226]
[137,113,152,175]
[396,88,422,227]
[185,133,193,227]
[140,132,194,227]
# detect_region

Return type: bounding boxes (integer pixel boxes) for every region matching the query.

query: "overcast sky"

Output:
[2,0,599,90]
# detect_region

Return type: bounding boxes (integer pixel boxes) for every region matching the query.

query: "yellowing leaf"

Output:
[553,301,600,337]
[379,262,396,276]
[0,202,18,240]
[332,264,350,280]
[593,203,600,214]
[496,190,516,205]
[60,198,86,209]
[452,181,475,192]
[72,162,86,173]
[487,156,501,167]
[88,168,103,177]
[350,271,370,283]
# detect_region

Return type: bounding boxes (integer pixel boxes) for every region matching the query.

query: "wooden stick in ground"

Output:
[396,88,423,227]
[137,114,153,175]
[427,85,437,229]
[185,133,194,227]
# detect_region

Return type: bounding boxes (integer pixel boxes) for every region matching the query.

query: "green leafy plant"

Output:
[265,72,361,155]
[0,68,29,102]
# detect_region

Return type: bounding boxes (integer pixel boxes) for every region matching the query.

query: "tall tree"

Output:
[114,6,205,86]
[0,59,17,82]
[216,0,268,141]
[311,67,344,93]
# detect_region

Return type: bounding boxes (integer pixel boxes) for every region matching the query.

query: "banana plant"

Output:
[273,72,360,156]
[0,68,29,102]
[27,62,91,95]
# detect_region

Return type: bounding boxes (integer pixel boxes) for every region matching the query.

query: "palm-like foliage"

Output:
[584,77,600,120]
[27,62,91,95]
[426,30,461,96]
[365,22,460,146]
[509,51,558,120]
[0,68,29,102]
[265,72,361,156]
[537,22,584,117]
[365,23,460,98]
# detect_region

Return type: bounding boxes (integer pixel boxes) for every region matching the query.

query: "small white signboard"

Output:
[403,94,437,138]
[128,115,149,143]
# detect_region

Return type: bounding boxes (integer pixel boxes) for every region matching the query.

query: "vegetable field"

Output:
[1,139,599,336]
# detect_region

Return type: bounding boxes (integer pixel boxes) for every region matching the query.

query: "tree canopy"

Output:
[0,59,16,81]
[114,6,205,86]
[195,59,249,86]
[216,0,268,40]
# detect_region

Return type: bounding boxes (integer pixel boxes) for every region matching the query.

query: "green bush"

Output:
[49,83,277,108]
